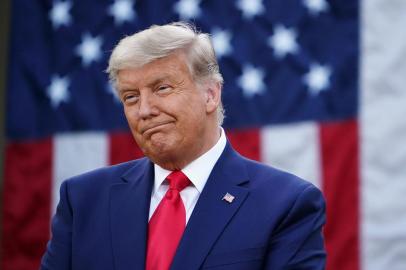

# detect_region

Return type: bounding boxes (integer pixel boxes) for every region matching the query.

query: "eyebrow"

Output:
[146,75,171,88]
[118,73,173,93]
[117,86,138,94]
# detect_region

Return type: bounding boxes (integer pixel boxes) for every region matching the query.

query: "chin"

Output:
[147,149,181,170]
[150,133,175,149]
[145,139,178,160]
[136,132,173,152]
[136,132,188,167]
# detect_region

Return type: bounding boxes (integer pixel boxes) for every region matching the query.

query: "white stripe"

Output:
[361,0,406,269]
[260,122,321,188]
[52,132,108,215]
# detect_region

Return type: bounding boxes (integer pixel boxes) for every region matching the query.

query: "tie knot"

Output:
[166,171,191,192]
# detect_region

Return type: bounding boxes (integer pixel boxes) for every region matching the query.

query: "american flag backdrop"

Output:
[2,0,406,270]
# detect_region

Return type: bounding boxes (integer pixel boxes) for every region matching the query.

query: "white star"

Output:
[236,0,265,19]
[303,0,329,15]
[47,75,70,108]
[49,0,72,29]
[211,28,233,59]
[268,25,299,58]
[76,33,103,67]
[303,63,332,94]
[108,0,136,25]
[237,65,266,97]
[174,0,201,20]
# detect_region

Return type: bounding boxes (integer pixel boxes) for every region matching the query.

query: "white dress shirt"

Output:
[149,128,227,223]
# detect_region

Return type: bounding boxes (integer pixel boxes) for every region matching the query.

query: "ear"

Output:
[205,82,221,114]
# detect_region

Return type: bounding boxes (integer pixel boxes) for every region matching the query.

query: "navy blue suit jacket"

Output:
[41,142,326,269]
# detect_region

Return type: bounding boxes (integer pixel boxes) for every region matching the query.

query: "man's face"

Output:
[116,53,220,169]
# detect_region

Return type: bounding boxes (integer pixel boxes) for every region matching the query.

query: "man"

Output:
[41,22,326,270]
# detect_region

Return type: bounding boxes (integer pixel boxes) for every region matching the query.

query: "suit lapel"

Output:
[110,159,154,270]
[171,143,250,270]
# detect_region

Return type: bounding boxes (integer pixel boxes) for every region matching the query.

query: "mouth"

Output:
[140,121,174,135]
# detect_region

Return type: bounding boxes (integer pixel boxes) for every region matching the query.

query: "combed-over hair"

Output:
[107,22,225,124]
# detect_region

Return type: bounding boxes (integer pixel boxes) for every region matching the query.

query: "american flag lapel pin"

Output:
[222,193,235,203]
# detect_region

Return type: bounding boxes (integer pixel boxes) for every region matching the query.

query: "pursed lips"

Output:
[140,121,174,135]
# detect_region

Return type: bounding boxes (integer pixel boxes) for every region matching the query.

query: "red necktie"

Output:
[146,170,191,270]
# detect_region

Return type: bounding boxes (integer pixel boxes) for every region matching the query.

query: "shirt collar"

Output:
[153,127,227,194]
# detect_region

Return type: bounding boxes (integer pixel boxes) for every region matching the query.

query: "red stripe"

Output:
[2,139,53,270]
[320,120,360,270]
[226,128,260,161]
[109,132,144,165]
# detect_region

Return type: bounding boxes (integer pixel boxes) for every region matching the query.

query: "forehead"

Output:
[116,53,192,88]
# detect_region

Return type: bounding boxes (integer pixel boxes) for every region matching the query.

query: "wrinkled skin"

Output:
[116,52,221,170]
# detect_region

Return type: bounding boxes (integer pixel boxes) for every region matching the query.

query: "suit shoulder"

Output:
[237,156,325,222]
[64,157,148,188]
[241,156,319,195]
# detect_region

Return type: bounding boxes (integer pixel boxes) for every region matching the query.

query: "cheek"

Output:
[176,111,205,138]
[124,108,140,129]
[124,111,144,143]
[131,132,145,152]
[180,98,206,120]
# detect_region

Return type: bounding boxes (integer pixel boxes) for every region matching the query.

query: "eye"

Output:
[122,93,139,104]
[156,84,171,93]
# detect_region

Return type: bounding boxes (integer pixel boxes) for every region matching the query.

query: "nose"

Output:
[137,91,159,119]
